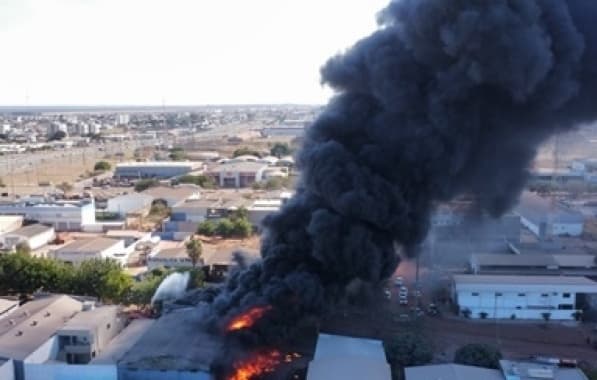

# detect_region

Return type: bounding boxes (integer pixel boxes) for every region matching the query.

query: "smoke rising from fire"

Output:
[207,0,597,339]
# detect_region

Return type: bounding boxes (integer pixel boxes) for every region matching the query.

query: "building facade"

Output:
[52,238,126,265]
[114,162,199,179]
[0,224,55,251]
[0,199,95,232]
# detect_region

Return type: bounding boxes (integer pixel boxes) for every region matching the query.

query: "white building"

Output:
[0,216,23,234]
[452,274,597,320]
[516,192,584,238]
[106,193,154,217]
[142,185,201,207]
[52,238,126,265]
[0,199,96,232]
[114,162,201,179]
[0,224,55,251]
[147,247,194,271]
[116,114,130,125]
[207,161,269,188]
[307,334,391,380]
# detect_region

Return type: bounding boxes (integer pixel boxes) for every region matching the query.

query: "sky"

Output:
[0,0,389,106]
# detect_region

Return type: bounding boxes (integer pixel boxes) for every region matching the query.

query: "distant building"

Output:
[0,224,55,251]
[499,359,588,380]
[147,247,194,271]
[0,216,23,235]
[307,333,391,380]
[52,238,126,265]
[106,193,154,217]
[0,294,83,380]
[207,162,269,188]
[142,185,201,207]
[114,162,201,180]
[452,274,597,320]
[470,253,597,277]
[516,192,584,238]
[405,364,502,380]
[0,199,96,232]
[116,114,130,125]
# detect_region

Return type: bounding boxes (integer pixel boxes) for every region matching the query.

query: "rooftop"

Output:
[116,161,201,168]
[0,298,19,318]
[4,223,53,238]
[516,192,584,225]
[500,359,589,380]
[151,248,188,260]
[56,237,122,254]
[208,161,269,173]
[58,305,120,332]
[118,307,222,372]
[405,364,503,380]
[90,319,155,365]
[0,295,82,360]
[472,253,596,269]
[202,246,260,266]
[143,185,200,201]
[454,274,597,293]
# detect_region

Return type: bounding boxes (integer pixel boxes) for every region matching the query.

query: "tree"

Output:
[126,269,170,307]
[232,218,252,238]
[49,130,67,141]
[94,161,112,171]
[15,242,31,256]
[270,142,291,158]
[73,259,132,302]
[385,332,433,379]
[216,219,235,236]
[197,220,217,236]
[56,182,73,194]
[454,343,502,369]
[185,239,203,268]
[135,178,160,192]
[232,147,261,158]
[169,147,187,161]
[229,207,249,221]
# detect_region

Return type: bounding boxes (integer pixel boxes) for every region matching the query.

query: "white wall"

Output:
[552,222,583,236]
[0,359,14,380]
[520,216,540,236]
[54,240,126,265]
[107,195,152,216]
[25,363,116,380]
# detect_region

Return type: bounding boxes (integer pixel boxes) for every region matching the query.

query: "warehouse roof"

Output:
[516,191,584,225]
[143,185,200,203]
[500,360,588,380]
[209,161,269,173]
[116,161,200,168]
[4,224,53,239]
[56,237,121,254]
[454,274,597,293]
[90,319,155,365]
[471,253,596,269]
[58,305,120,332]
[405,364,502,380]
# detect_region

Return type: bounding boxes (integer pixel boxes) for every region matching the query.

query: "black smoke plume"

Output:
[206,0,597,344]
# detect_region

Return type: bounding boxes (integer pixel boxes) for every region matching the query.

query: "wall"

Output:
[107,195,152,217]
[552,222,583,236]
[0,359,14,380]
[28,229,56,250]
[520,216,540,237]
[119,368,212,380]
[24,363,116,380]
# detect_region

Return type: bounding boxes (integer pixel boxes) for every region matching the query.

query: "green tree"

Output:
[94,161,112,171]
[270,142,291,158]
[126,269,169,307]
[185,239,203,268]
[385,332,433,379]
[169,147,187,161]
[232,147,261,158]
[0,254,72,295]
[232,218,252,238]
[454,343,502,369]
[216,219,234,236]
[73,259,132,302]
[229,207,249,221]
[135,178,160,192]
[15,242,32,256]
[197,220,217,236]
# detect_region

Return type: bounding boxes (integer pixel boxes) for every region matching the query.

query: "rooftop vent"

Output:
[44,311,51,317]
[15,330,23,337]
[30,320,38,326]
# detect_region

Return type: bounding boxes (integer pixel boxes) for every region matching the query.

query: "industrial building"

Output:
[0,199,96,232]
[106,193,154,217]
[147,247,194,271]
[452,274,597,320]
[405,364,503,380]
[469,253,597,277]
[0,216,23,234]
[0,224,55,251]
[516,192,585,238]
[52,238,126,265]
[207,161,269,188]
[306,334,391,380]
[114,162,201,179]
[142,185,200,207]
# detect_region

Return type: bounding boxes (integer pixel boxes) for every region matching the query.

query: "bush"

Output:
[270,142,291,158]
[169,148,187,161]
[232,218,252,238]
[454,343,502,369]
[135,179,160,192]
[216,219,235,236]
[94,161,112,171]
[197,220,217,236]
[233,147,261,158]
[385,332,433,379]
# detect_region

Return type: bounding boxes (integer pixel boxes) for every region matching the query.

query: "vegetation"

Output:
[454,343,502,369]
[135,178,160,192]
[197,208,253,238]
[15,242,31,256]
[177,174,216,189]
[251,176,291,190]
[169,147,187,161]
[233,147,262,158]
[93,160,112,171]
[385,332,433,380]
[186,239,203,268]
[270,142,291,158]
[72,259,133,302]
[96,211,121,221]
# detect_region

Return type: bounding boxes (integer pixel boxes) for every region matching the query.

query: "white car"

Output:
[395,276,404,286]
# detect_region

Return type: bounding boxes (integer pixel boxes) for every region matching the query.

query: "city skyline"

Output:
[0,0,387,106]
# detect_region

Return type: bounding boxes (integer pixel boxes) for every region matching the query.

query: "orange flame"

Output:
[226,306,272,332]
[228,350,281,380]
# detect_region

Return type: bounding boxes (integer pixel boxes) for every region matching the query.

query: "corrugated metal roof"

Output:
[56,237,121,254]
[405,364,503,380]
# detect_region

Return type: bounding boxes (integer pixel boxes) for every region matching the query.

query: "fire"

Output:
[228,350,281,380]
[226,306,272,332]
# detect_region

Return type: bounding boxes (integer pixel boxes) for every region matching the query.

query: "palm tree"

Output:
[185,238,203,268]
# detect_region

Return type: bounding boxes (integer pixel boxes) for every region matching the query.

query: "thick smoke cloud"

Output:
[206,0,597,340]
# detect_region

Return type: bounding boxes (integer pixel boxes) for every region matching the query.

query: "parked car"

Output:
[394,276,404,287]
[384,289,391,299]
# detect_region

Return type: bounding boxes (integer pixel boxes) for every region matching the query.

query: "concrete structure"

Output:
[499,359,589,380]
[517,192,584,238]
[307,333,391,380]
[114,162,200,179]
[207,161,269,188]
[453,274,597,320]
[0,199,95,232]
[405,364,503,380]
[0,295,83,380]
[0,216,23,235]
[106,193,154,217]
[142,185,200,207]
[118,308,220,380]
[0,224,55,251]
[0,298,19,319]
[470,253,597,277]
[52,238,126,265]
[147,247,194,271]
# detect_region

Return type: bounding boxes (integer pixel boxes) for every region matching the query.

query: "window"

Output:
[541,293,549,297]
[563,293,571,298]
[495,293,503,297]
[471,292,479,296]
[518,293,526,297]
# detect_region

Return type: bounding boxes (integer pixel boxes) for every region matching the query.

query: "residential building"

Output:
[516,192,584,238]
[0,199,96,232]
[0,216,23,235]
[0,294,83,380]
[207,161,269,188]
[106,193,154,217]
[142,185,200,207]
[307,333,391,380]
[52,238,126,265]
[0,224,55,251]
[405,364,503,380]
[114,162,201,179]
[452,274,597,320]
